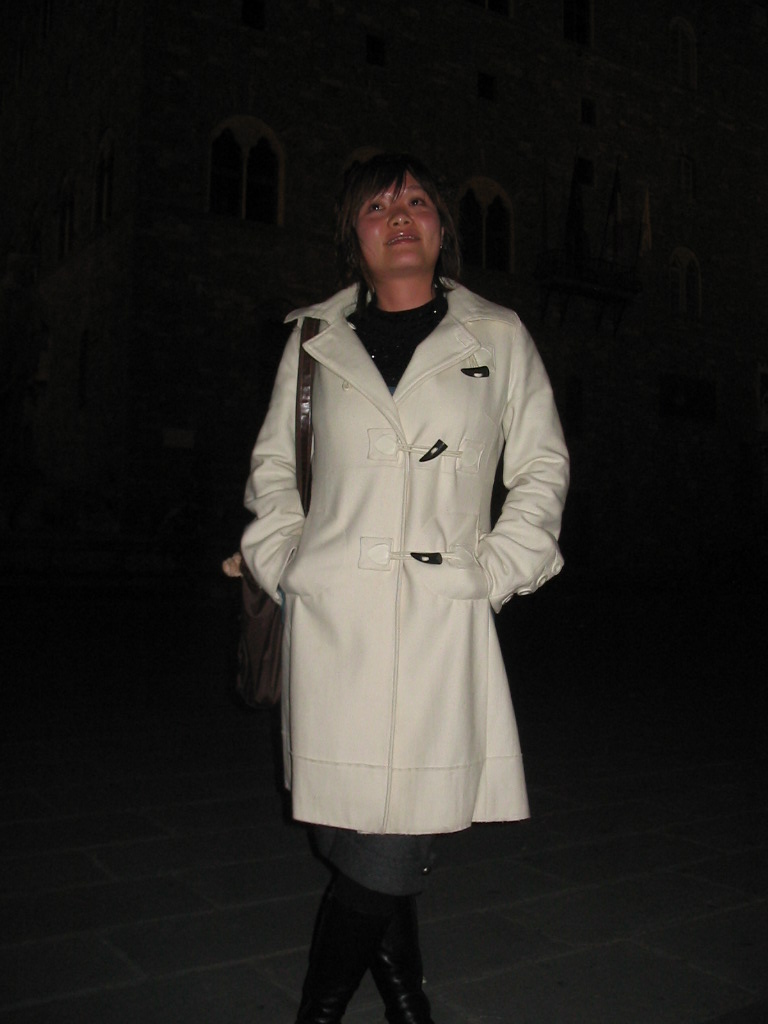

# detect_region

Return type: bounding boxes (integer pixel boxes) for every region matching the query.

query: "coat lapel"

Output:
[394,315,480,402]
[295,284,482,427]
[303,319,405,435]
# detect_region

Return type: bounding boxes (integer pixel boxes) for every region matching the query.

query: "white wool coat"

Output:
[241,283,569,835]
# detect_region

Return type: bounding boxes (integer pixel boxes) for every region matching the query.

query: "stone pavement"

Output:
[0,576,766,1024]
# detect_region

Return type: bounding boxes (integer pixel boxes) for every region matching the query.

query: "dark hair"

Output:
[335,152,462,312]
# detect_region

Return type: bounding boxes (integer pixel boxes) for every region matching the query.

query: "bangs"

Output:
[347,154,430,211]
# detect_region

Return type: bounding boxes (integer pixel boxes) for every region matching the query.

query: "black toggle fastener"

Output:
[419,439,448,462]
[461,366,490,377]
[411,552,443,564]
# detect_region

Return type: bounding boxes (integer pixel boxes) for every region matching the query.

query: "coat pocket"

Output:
[279,542,333,598]
[412,543,492,601]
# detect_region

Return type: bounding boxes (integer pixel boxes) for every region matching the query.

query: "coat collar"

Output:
[285,281,519,329]
[286,284,491,433]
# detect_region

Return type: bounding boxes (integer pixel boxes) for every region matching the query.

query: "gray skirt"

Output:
[312,825,438,896]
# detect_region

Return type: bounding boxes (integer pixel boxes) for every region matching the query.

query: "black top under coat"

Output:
[348,293,449,389]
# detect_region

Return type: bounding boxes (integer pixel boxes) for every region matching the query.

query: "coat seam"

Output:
[291,755,506,770]
[381,438,411,830]
[394,342,479,403]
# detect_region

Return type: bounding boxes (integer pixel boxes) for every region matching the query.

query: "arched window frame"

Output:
[16,34,29,82]
[40,0,53,39]
[29,205,43,277]
[57,177,76,261]
[670,17,697,89]
[208,118,284,226]
[458,178,514,274]
[342,146,383,173]
[241,0,265,30]
[678,153,696,201]
[93,135,114,229]
[77,329,91,410]
[670,247,701,320]
[563,0,593,46]
[465,0,511,16]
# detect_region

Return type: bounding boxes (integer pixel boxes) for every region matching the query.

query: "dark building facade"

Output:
[2,0,767,581]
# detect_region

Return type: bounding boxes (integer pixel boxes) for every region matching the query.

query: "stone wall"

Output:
[1,0,766,579]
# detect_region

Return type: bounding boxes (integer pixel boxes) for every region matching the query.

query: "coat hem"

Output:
[288,753,529,834]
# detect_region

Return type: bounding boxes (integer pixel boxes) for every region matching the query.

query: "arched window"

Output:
[459,190,483,268]
[208,119,282,225]
[57,179,75,261]
[466,0,510,13]
[41,0,53,39]
[245,137,278,223]
[685,259,700,318]
[241,0,265,29]
[94,137,114,227]
[78,330,90,409]
[210,129,242,217]
[29,207,43,274]
[485,196,511,272]
[670,17,697,89]
[458,179,513,273]
[670,247,701,319]
[679,155,696,200]
[564,0,592,46]
[344,146,382,169]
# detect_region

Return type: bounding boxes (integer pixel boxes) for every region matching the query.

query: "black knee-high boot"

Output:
[370,896,435,1024]
[295,882,392,1024]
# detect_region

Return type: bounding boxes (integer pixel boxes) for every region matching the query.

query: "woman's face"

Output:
[354,172,444,293]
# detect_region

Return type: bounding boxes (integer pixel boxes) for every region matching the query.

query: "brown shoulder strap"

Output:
[296,317,320,513]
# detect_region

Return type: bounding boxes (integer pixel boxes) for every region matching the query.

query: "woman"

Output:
[238,153,569,1023]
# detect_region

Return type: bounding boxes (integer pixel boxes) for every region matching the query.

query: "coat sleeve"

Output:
[240,324,305,603]
[476,319,570,613]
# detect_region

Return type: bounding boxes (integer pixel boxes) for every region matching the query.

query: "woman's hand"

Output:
[221,551,243,578]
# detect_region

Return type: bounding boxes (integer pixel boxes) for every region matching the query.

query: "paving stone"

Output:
[523,782,579,815]
[0,877,212,943]
[0,750,129,791]
[107,894,317,974]
[700,1001,768,1024]
[131,767,275,804]
[420,909,570,981]
[261,949,388,1023]
[181,851,327,907]
[249,944,308,1002]
[439,821,525,861]
[0,790,52,822]
[1,585,765,1024]
[0,850,110,895]
[0,962,295,1023]
[677,847,768,899]
[438,815,577,864]
[642,903,768,995]
[0,812,170,856]
[0,935,141,1009]
[438,818,562,864]
[500,871,750,947]
[665,810,768,853]
[539,797,684,839]
[420,857,570,921]
[28,770,275,816]
[32,778,138,816]
[518,831,713,885]
[93,820,307,878]
[144,793,284,834]
[434,942,751,1024]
